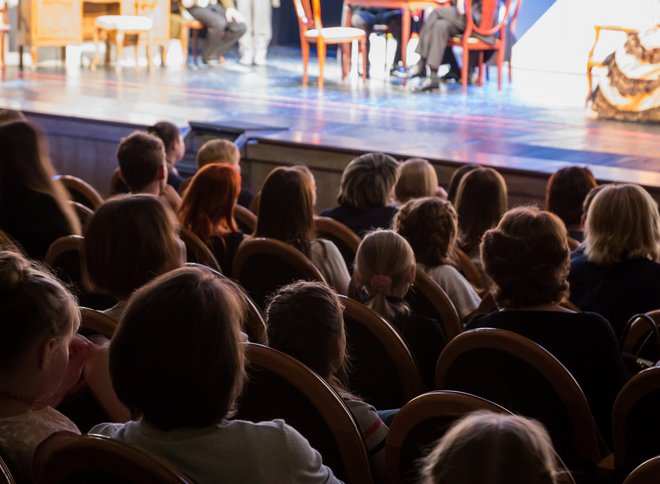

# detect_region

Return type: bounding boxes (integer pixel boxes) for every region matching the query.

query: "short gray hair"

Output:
[337,153,399,209]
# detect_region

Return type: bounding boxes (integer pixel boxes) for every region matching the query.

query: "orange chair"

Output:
[0,0,9,71]
[447,0,512,92]
[293,0,367,88]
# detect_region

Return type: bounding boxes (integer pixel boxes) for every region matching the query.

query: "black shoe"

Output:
[410,77,440,92]
[441,70,461,82]
[392,63,426,79]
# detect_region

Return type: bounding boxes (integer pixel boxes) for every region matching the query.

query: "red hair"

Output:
[179,163,240,242]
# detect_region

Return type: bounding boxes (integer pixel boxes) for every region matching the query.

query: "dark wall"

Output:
[272,0,344,47]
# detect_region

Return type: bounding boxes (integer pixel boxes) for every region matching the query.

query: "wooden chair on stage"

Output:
[293,0,367,88]
[0,0,9,71]
[447,0,512,92]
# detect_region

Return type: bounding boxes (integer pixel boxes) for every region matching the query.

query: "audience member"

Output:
[420,411,564,484]
[0,121,80,260]
[446,163,478,203]
[179,163,245,277]
[545,167,597,243]
[0,251,83,481]
[395,197,480,320]
[116,131,182,211]
[255,166,350,294]
[147,121,185,190]
[266,281,388,479]
[353,229,446,388]
[466,206,627,442]
[395,158,446,203]
[320,153,400,237]
[90,266,339,483]
[569,184,660,337]
[84,195,186,321]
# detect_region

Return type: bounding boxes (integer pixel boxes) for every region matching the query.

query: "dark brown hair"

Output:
[116,131,166,192]
[147,121,180,161]
[545,167,596,228]
[447,164,478,203]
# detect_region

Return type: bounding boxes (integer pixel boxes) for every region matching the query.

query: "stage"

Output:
[0,46,658,208]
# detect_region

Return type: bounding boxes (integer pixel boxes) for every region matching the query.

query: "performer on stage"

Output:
[590,26,659,123]
[237,0,278,66]
[351,8,403,74]
[181,0,247,64]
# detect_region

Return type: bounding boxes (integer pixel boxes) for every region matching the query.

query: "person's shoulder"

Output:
[319,206,341,217]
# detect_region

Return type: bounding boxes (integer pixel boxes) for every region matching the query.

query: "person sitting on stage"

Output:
[351,8,403,74]
[116,131,182,212]
[181,0,247,65]
[400,0,504,92]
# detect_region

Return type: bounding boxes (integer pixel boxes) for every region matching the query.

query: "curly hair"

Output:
[481,207,570,308]
[395,197,458,267]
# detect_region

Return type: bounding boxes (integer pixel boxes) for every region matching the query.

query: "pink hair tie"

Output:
[370,275,392,295]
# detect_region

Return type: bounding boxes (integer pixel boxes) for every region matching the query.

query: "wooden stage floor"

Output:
[0,47,658,200]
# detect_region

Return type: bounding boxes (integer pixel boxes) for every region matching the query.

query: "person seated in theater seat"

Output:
[90,266,340,484]
[394,158,447,204]
[116,131,182,212]
[147,121,186,191]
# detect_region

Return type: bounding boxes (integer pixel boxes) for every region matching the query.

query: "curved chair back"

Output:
[453,248,485,293]
[340,295,423,409]
[236,343,373,484]
[624,456,660,484]
[234,204,257,234]
[436,328,603,475]
[55,175,104,210]
[233,237,326,310]
[0,449,16,484]
[405,271,462,340]
[179,226,222,272]
[386,390,512,484]
[620,311,660,367]
[314,216,360,272]
[69,201,94,229]
[612,366,660,473]
[37,434,190,483]
[80,307,118,339]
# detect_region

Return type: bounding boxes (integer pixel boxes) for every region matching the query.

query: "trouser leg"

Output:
[237,0,253,57]
[253,0,272,54]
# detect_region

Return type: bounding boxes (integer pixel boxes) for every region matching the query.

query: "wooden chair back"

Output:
[109,167,130,195]
[453,248,485,293]
[624,456,660,484]
[55,175,104,210]
[314,216,360,273]
[464,0,511,38]
[234,204,257,234]
[340,295,424,409]
[37,434,190,483]
[612,366,660,473]
[70,201,94,229]
[405,270,462,341]
[436,328,603,474]
[293,0,318,33]
[0,449,16,484]
[179,226,222,272]
[80,307,118,339]
[233,237,326,310]
[620,311,660,365]
[236,343,373,484]
[386,390,512,484]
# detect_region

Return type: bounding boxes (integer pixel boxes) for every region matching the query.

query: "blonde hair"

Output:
[337,153,399,209]
[420,411,562,484]
[585,184,660,265]
[353,230,415,322]
[395,197,458,266]
[395,158,438,203]
[196,139,240,168]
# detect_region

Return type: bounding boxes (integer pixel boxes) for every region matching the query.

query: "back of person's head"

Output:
[255,166,315,256]
[447,164,479,203]
[545,167,597,229]
[584,184,660,265]
[481,206,569,308]
[395,197,458,266]
[0,121,80,234]
[147,121,183,163]
[420,411,561,484]
[337,153,399,209]
[196,139,240,168]
[455,167,508,256]
[266,281,346,385]
[84,195,185,300]
[0,109,26,125]
[395,158,438,203]
[109,266,246,430]
[0,250,78,383]
[116,131,166,192]
[354,230,415,321]
[179,163,240,242]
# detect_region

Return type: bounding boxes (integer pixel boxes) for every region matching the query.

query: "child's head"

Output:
[179,163,241,242]
[446,164,478,203]
[0,250,79,403]
[395,158,438,203]
[545,166,596,231]
[116,131,167,193]
[255,166,315,256]
[147,121,184,165]
[395,197,458,266]
[420,411,561,484]
[109,266,246,430]
[354,230,415,320]
[266,281,346,382]
[84,195,186,301]
[196,139,240,168]
[337,153,399,209]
